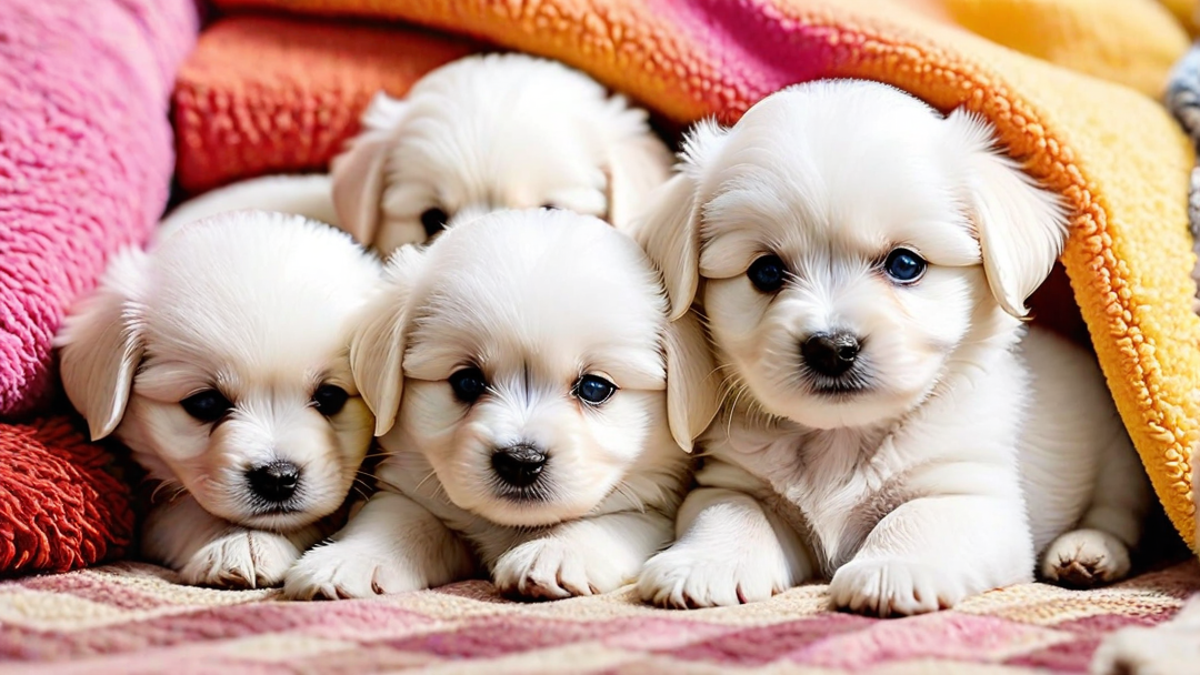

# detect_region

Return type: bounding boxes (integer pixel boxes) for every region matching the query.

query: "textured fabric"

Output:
[0,418,134,578]
[0,560,1195,672]
[0,0,200,417]
[198,0,1199,550]
[173,15,479,193]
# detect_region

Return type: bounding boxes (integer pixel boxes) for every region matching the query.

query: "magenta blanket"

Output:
[0,0,200,417]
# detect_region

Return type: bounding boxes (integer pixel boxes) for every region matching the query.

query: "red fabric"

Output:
[0,417,134,577]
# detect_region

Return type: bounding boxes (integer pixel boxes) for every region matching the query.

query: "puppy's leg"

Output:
[637,486,812,608]
[1090,594,1200,675]
[283,491,475,600]
[142,495,322,589]
[487,510,673,601]
[829,490,1033,618]
[1042,435,1150,588]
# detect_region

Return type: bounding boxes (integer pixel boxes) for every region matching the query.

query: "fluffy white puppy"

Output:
[154,174,337,245]
[56,212,381,588]
[633,80,1151,616]
[330,52,673,255]
[283,208,718,601]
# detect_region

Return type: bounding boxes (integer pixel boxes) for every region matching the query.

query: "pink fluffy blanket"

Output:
[0,0,199,417]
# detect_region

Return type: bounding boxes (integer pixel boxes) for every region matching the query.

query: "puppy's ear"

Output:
[603,131,674,231]
[945,109,1069,318]
[55,248,149,441]
[350,245,424,437]
[330,92,407,247]
[631,119,728,321]
[662,312,719,453]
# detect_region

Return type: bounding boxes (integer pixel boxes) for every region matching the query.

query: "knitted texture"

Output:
[0,418,134,577]
[0,0,199,417]
[200,0,1197,549]
[173,15,478,193]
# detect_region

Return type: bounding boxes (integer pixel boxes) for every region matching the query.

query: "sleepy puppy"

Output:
[633,80,1150,616]
[283,208,718,600]
[330,52,673,255]
[56,212,381,588]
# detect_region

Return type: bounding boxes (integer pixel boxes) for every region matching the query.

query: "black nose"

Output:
[801,332,861,378]
[246,461,301,503]
[491,444,547,488]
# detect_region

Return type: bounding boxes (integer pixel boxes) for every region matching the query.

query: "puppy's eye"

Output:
[540,203,559,210]
[574,374,617,406]
[312,384,350,416]
[448,367,488,404]
[180,389,233,423]
[883,248,927,284]
[747,255,787,293]
[420,208,449,238]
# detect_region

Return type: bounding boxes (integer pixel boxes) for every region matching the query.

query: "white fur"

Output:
[283,209,718,600]
[329,53,673,255]
[633,80,1150,616]
[55,212,381,588]
[154,174,338,245]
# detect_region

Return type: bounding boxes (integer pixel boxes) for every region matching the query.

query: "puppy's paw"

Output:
[637,542,788,609]
[1041,528,1131,589]
[1091,624,1200,675]
[493,537,625,600]
[283,542,426,600]
[179,529,301,589]
[829,559,966,618]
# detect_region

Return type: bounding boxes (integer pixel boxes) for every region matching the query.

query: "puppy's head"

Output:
[56,212,382,531]
[352,209,716,527]
[331,53,673,256]
[635,80,1067,429]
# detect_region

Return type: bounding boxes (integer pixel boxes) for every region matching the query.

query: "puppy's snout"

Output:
[246,460,301,503]
[801,332,861,377]
[491,444,547,488]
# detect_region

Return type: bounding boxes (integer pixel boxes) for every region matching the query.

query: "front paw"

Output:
[829,559,967,618]
[493,537,626,600]
[283,541,428,600]
[1091,624,1200,675]
[179,529,301,589]
[637,542,790,609]
[1040,528,1131,589]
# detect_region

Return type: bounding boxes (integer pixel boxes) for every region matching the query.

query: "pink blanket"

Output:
[0,0,199,416]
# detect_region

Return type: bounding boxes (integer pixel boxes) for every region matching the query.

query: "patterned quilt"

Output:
[2,560,1197,673]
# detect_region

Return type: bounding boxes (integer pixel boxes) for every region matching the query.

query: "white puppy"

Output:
[283,208,718,601]
[633,80,1150,616]
[56,212,381,588]
[154,174,338,245]
[330,52,673,255]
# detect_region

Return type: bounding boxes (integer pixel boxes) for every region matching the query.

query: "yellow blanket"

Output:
[214,0,1199,551]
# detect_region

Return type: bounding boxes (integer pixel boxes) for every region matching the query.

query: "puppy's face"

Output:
[355,210,714,528]
[637,81,1066,430]
[331,53,672,256]
[57,213,382,531]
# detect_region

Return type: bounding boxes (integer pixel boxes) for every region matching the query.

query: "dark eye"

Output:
[312,384,349,416]
[420,208,449,238]
[540,203,559,210]
[448,367,488,404]
[574,374,617,406]
[883,248,927,283]
[180,389,233,423]
[747,255,787,293]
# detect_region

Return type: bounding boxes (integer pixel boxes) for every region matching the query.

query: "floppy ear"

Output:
[55,248,149,441]
[630,119,728,321]
[330,92,408,247]
[603,132,674,231]
[349,245,424,437]
[946,108,1069,318]
[662,311,719,453]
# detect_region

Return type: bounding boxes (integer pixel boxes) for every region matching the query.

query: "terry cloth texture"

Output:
[196,0,1199,550]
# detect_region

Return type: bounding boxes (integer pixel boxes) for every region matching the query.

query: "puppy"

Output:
[283,208,718,600]
[632,80,1150,616]
[154,174,338,245]
[330,52,673,255]
[56,212,381,588]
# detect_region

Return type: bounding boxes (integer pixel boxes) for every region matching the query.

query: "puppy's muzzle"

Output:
[801,331,861,378]
[491,444,547,489]
[246,460,302,504]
